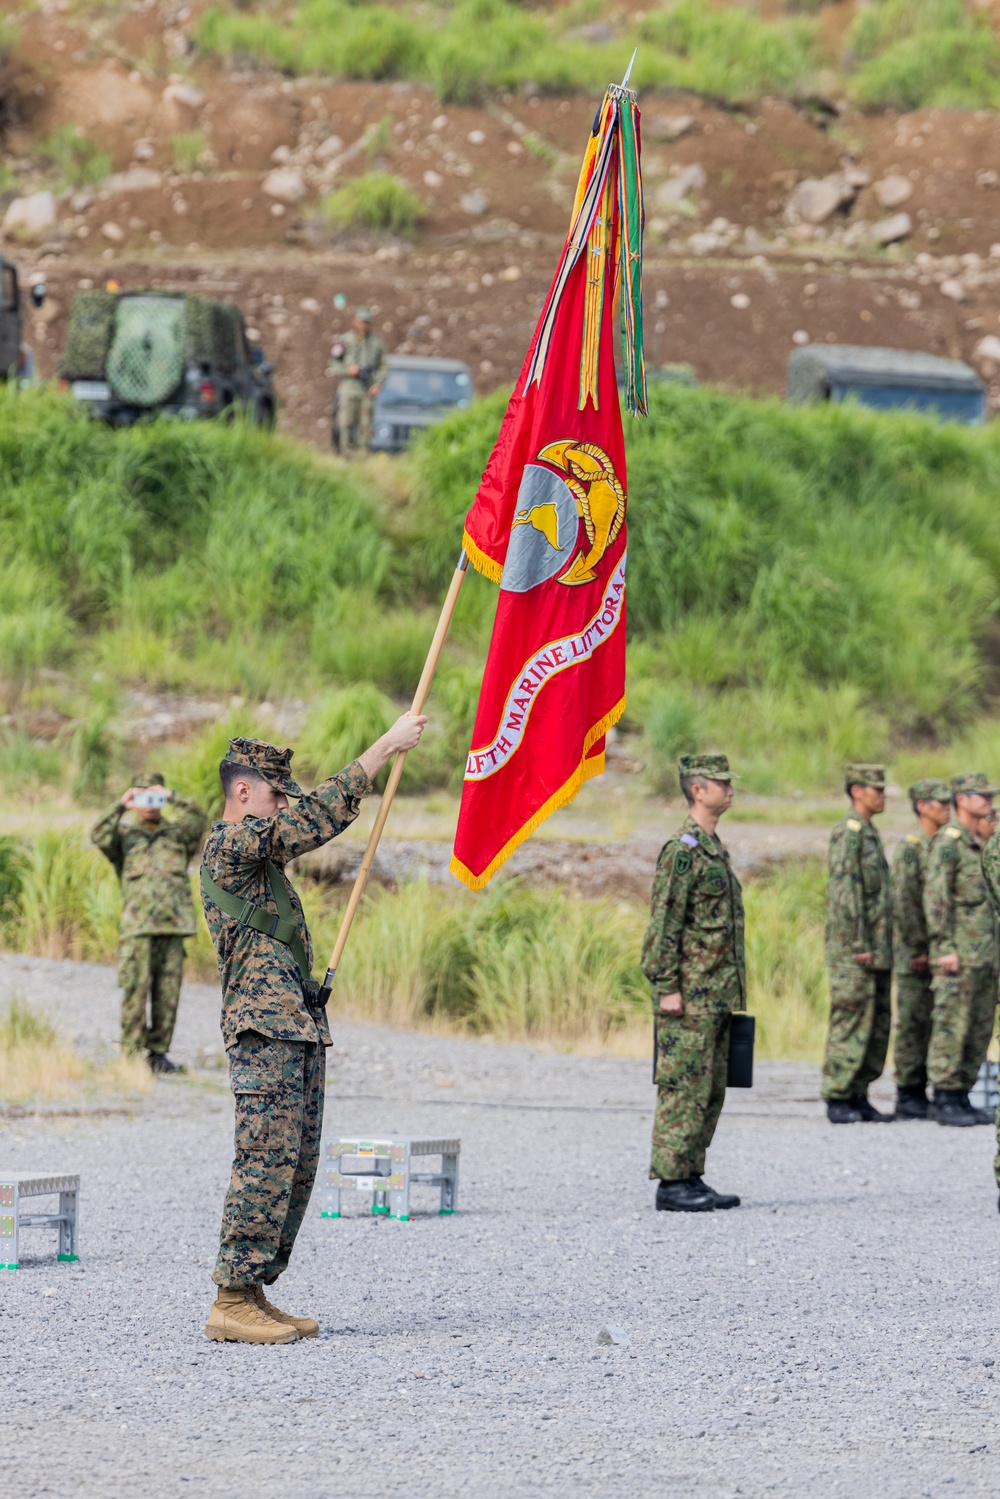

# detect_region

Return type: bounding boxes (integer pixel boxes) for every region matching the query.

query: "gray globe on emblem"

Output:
[500,463,580,593]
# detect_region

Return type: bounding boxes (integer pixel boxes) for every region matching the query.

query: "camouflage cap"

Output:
[139,771,165,787]
[950,771,1000,797]
[355,306,373,320]
[908,777,951,804]
[845,762,886,789]
[677,753,739,782]
[223,737,303,797]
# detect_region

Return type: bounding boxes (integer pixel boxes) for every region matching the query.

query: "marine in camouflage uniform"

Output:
[328,307,388,456]
[890,777,951,1119]
[822,763,893,1123]
[91,775,207,1070]
[642,753,745,1213]
[201,713,425,1344]
[978,827,1000,1182]
[924,771,998,1127]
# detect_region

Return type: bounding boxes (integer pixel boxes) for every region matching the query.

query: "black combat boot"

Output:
[655,1179,716,1212]
[959,1092,995,1125]
[894,1087,929,1121]
[688,1174,740,1209]
[826,1098,864,1124]
[148,1052,186,1075]
[852,1094,893,1122]
[933,1090,977,1127]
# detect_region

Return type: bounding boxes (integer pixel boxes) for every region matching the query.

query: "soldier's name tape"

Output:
[464,556,626,782]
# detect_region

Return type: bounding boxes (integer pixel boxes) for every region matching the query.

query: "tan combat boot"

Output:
[204,1287,298,1344]
[254,1282,319,1339]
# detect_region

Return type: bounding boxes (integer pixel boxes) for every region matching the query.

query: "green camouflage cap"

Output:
[908,777,951,805]
[223,737,303,797]
[950,771,1000,797]
[139,771,165,787]
[355,306,373,320]
[845,762,886,789]
[677,753,739,782]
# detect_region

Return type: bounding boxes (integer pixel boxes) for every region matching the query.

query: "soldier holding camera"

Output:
[328,306,387,457]
[91,775,208,1073]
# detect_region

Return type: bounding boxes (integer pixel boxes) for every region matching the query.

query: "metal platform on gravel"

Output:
[320,1137,459,1221]
[0,1173,80,1269]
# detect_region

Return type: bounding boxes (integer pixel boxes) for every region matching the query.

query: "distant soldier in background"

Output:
[642,753,744,1213]
[822,763,893,1124]
[891,778,952,1120]
[923,772,998,1127]
[92,775,208,1073]
[328,306,388,457]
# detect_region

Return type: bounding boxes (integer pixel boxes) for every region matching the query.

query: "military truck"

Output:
[59,289,275,427]
[1,255,45,381]
[787,344,986,425]
[369,354,474,453]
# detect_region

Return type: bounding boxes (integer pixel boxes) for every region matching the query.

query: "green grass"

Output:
[170,130,208,175]
[846,0,1000,110]
[37,126,111,189]
[320,172,425,236]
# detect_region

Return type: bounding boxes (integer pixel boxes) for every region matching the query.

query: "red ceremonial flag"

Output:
[451,80,645,891]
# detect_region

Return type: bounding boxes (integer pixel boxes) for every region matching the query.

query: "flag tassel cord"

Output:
[318,548,470,997]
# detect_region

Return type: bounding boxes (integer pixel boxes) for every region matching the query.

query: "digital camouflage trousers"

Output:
[928,967,996,1094]
[894,971,934,1093]
[822,966,891,1102]
[649,1008,731,1182]
[214,1029,325,1290]
[118,934,185,1057]
[336,385,373,455]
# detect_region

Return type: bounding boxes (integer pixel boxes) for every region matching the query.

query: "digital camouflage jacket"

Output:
[641,814,746,1013]
[891,828,934,967]
[328,330,388,391]
[200,762,371,1050]
[924,823,997,970]
[91,795,208,938]
[824,815,892,970]
[981,829,1000,920]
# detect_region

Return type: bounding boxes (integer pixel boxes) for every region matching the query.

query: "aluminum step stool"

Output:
[0,1174,80,1270]
[321,1137,459,1222]
[969,1060,999,1117]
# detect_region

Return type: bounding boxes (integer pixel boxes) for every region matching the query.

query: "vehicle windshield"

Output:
[379,366,472,408]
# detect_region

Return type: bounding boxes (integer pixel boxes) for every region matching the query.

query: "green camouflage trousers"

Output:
[822,966,891,1101]
[336,385,373,455]
[118,934,185,1057]
[928,967,996,1093]
[214,1029,325,1290]
[894,971,934,1093]
[649,1009,730,1182]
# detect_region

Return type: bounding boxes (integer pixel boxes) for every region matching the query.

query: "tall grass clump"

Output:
[637,0,817,101]
[845,0,1000,110]
[37,126,111,188]
[321,173,425,236]
[743,860,828,1060]
[0,993,153,1101]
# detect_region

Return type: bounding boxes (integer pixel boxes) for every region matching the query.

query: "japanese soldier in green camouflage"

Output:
[642,753,745,1214]
[977,815,1000,1190]
[328,306,388,457]
[201,714,426,1346]
[91,774,207,1073]
[891,778,951,1120]
[923,772,998,1128]
[822,764,893,1124]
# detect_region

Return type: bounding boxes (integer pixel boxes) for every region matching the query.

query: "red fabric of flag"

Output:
[450,200,628,890]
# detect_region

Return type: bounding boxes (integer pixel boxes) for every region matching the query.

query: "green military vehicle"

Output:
[1,255,45,381]
[59,288,275,427]
[787,344,987,425]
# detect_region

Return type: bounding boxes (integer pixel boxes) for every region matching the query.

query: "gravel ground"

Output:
[1,956,998,1499]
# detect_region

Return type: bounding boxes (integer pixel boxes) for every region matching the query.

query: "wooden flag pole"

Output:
[317,550,470,1003]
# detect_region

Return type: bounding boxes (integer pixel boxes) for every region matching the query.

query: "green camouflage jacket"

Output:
[328,330,388,390]
[641,814,746,1013]
[200,761,371,1050]
[891,828,934,966]
[824,815,892,970]
[91,795,208,938]
[924,822,997,969]
[981,829,1000,920]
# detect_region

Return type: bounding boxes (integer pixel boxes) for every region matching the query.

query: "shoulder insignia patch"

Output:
[680,833,699,848]
[945,826,962,839]
[673,851,692,875]
[902,846,917,865]
[846,818,862,832]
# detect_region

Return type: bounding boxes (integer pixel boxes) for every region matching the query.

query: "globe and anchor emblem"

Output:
[500,440,626,594]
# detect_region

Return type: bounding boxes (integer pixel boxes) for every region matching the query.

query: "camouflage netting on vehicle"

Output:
[106,295,187,407]
[185,296,237,372]
[58,291,117,380]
